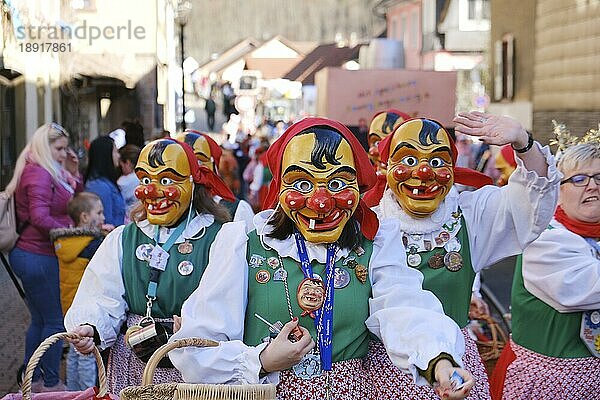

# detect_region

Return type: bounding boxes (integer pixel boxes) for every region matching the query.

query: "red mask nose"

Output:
[135,183,159,200]
[414,162,435,181]
[368,145,379,157]
[306,188,335,214]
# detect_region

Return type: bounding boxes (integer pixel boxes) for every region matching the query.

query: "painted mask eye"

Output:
[429,157,446,168]
[401,155,418,167]
[140,177,152,185]
[160,177,174,185]
[327,178,347,192]
[293,179,314,193]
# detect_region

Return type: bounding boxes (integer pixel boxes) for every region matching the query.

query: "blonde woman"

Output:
[8,123,81,392]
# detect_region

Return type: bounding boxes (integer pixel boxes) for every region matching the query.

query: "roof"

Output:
[197,37,261,74]
[244,58,302,80]
[283,43,362,85]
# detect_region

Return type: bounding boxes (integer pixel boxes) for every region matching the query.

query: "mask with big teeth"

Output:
[279,130,359,243]
[368,110,408,175]
[386,119,454,218]
[134,140,193,226]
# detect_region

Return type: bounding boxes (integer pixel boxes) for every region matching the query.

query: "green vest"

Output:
[121,221,221,318]
[244,230,373,362]
[511,254,591,358]
[411,216,475,328]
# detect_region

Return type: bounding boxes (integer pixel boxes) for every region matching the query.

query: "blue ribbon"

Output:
[293,230,336,371]
[146,221,187,298]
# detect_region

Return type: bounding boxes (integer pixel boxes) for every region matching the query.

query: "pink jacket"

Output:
[14,162,82,256]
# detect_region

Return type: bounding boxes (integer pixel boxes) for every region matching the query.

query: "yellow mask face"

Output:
[494,154,516,186]
[386,119,454,218]
[134,141,193,226]
[368,112,405,174]
[173,133,215,172]
[279,132,359,243]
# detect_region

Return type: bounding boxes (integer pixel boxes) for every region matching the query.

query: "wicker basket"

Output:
[119,337,277,400]
[475,314,508,375]
[20,332,110,400]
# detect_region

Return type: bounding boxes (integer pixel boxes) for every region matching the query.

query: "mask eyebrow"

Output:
[135,167,187,179]
[283,165,312,176]
[327,166,356,178]
[390,142,417,158]
[431,146,452,156]
[195,151,210,159]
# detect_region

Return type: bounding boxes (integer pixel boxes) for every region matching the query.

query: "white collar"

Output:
[137,213,215,244]
[253,210,351,263]
[378,187,460,234]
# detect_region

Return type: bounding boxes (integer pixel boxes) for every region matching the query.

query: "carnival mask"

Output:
[297,278,326,318]
[134,140,194,226]
[368,111,408,174]
[173,132,215,172]
[386,119,454,218]
[279,129,360,243]
[495,145,517,186]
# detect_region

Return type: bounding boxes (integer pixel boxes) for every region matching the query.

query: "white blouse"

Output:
[64,213,218,350]
[522,218,600,312]
[168,211,466,387]
[374,142,561,272]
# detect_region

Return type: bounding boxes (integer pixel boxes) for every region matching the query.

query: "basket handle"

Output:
[22,331,108,400]
[479,314,509,346]
[142,337,219,385]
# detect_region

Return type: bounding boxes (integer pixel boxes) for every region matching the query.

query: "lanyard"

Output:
[146,222,187,299]
[293,230,337,371]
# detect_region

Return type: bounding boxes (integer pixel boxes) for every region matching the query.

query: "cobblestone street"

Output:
[0,257,29,397]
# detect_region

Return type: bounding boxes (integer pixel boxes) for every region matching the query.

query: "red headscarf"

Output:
[183,129,223,167]
[263,117,379,240]
[167,138,235,202]
[363,118,493,207]
[499,144,517,168]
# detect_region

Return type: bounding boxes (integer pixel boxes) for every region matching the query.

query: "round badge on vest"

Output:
[333,267,351,289]
[444,251,463,272]
[256,269,271,284]
[136,244,154,262]
[177,260,194,276]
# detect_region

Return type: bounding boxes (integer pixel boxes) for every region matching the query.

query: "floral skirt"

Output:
[501,339,600,400]
[277,358,373,400]
[367,328,491,400]
[106,313,182,395]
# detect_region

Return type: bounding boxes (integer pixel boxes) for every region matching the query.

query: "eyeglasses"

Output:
[560,173,600,187]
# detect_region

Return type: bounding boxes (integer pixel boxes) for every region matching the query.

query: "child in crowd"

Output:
[117,144,141,223]
[50,192,106,391]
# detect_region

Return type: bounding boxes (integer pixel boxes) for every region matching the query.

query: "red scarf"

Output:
[170,139,235,202]
[263,117,379,240]
[554,205,600,238]
[363,118,493,207]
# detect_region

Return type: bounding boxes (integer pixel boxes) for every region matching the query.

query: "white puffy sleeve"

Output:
[365,219,465,386]
[523,224,600,312]
[64,225,127,350]
[460,143,561,271]
[168,221,275,384]
[233,200,256,233]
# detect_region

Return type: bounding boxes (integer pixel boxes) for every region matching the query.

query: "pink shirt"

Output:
[14,162,82,256]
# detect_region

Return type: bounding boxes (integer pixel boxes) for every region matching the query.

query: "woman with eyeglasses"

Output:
[492,142,600,399]
[6,123,82,392]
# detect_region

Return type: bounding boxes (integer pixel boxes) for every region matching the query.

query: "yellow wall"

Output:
[533,0,600,110]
